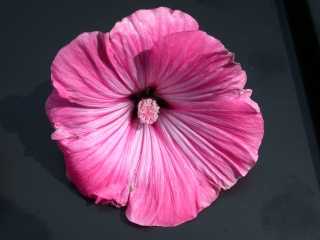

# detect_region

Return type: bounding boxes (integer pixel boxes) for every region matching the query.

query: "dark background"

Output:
[1,0,320,239]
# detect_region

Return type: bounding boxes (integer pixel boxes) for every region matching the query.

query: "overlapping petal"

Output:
[140,30,246,105]
[51,31,132,107]
[107,7,199,90]
[125,123,220,226]
[46,90,131,139]
[46,90,137,206]
[166,90,263,189]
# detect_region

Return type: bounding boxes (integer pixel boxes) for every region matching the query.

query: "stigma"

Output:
[137,98,160,124]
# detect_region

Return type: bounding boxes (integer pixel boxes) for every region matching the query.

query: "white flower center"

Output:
[137,98,160,124]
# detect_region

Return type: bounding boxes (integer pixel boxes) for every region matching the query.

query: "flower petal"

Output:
[46,90,131,139]
[126,124,220,226]
[51,31,131,107]
[166,89,264,189]
[126,90,263,226]
[107,7,199,91]
[141,30,246,104]
[46,91,139,206]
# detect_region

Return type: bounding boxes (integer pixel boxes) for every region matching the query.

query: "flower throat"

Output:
[129,86,170,124]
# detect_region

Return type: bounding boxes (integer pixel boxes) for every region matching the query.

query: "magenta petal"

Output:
[142,30,246,103]
[46,91,137,206]
[126,124,220,227]
[167,90,264,189]
[51,31,131,107]
[107,7,199,90]
[46,90,131,140]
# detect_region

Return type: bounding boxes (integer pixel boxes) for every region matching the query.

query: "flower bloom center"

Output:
[137,98,160,124]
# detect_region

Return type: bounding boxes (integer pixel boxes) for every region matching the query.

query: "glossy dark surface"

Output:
[1,1,320,239]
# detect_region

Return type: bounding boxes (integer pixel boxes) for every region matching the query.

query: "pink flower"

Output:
[46,7,264,227]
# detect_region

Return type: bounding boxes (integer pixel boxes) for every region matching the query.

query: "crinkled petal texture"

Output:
[107,7,199,91]
[46,7,264,227]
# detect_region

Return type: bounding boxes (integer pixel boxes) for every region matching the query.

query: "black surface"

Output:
[281,1,320,174]
[307,0,320,43]
[1,0,320,239]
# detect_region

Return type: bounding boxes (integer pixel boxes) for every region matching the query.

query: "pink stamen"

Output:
[137,98,160,124]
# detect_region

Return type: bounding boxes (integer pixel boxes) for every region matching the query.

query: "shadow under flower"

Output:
[0,82,66,184]
[0,81,151,230]
[0,197,51,239]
